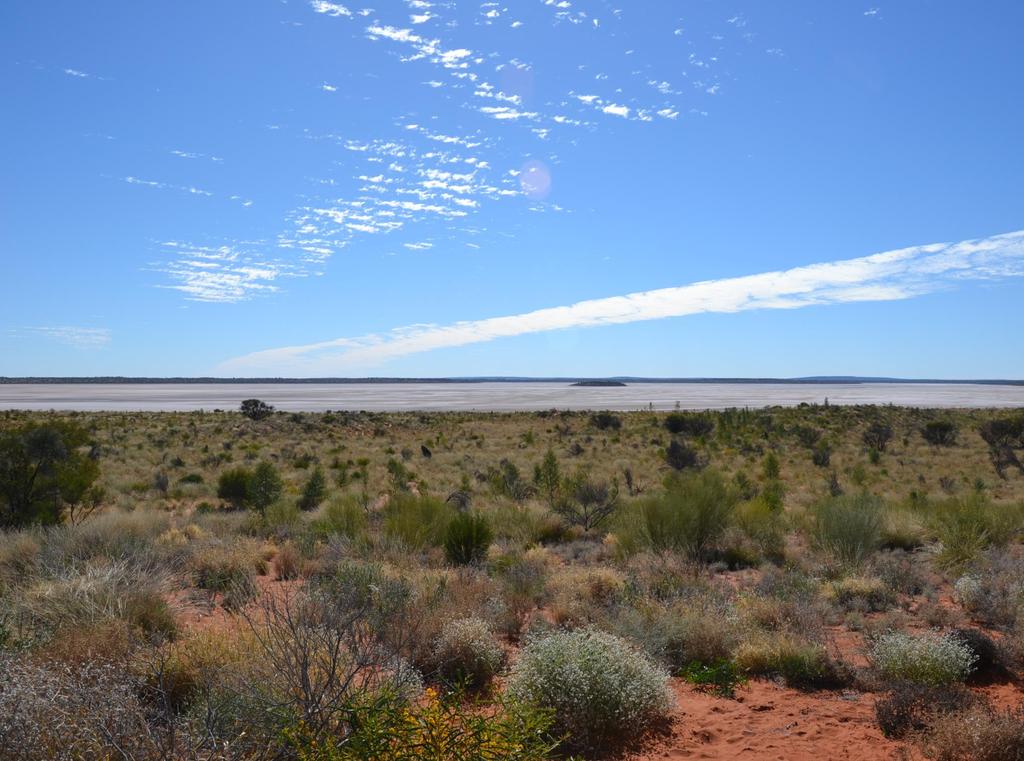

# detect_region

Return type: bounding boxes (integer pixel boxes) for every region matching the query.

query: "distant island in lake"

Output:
[571,380,628,387]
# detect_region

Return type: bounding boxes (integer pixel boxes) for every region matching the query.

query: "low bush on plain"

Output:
[810,492,885,567]
[432,617,504,689]
[870,630,977,686]
[507,627,673,754]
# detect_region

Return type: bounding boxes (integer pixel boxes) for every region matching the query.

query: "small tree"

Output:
[533,449,561,501]
[552,470,619,532]
[298,466,327,511]
[0,422,100,528]
[250,461,284,511]
[240,398,274,421]
[444,512,494,565]
[217,467,253,508]
[589,411,622,431]
[922,420,958,447]
[979,416,1024,477]
[665,439,699,471]
[863,422,894,452]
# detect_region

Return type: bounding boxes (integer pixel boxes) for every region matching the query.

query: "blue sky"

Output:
[2,0,1023,378]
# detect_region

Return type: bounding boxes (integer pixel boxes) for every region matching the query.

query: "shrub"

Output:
[589,411,621,431]
[664,413,714,438]
[954,553,1024,627]
[930,495,1023,571]
[734,634,846,689]
[191,543,259,609]
[312,495,367,541]
[384,494,454,549]
[870,630,977,686]
[979,415,1024,478]
[919,705,1024,761]
[273,542,301,580]
[0,657,162,760]
[949,627,1005,680]
[507,627,673,754]
[0,421,100,528]
[611,598,740,673]
[922,420,958,447]
[810,492,884,567]
[293,687,557,761]
[874,682,974,739]
[681,659,747,698]
[432,617,504,689]
[250,461,284,511]
[240,398,274,420]
[551,470,619,532]
[620,469,739,560]
[217,467,253,508]
[15,558,176,642]
[443,512,493,566]
[826,576,895,612]
[665,439,699,470]
[297,466,327,511]
[863,422,894,452]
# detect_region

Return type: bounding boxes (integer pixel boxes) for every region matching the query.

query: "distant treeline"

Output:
[1,376,1022,386]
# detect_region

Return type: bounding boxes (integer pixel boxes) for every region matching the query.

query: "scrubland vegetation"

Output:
[1,403,1024,759]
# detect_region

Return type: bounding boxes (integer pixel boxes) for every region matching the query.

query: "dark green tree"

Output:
[298,466,327,511]
[0,421,99,528]
[239,398,274,421]
[250,461,284,511]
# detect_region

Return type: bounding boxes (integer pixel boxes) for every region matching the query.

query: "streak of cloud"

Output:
[218,230,1024,374]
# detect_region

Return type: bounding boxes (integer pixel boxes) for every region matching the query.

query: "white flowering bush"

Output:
[506,627,673,753]
[954,575,984,610]
[432,616,504,689]
[870,630,977,686]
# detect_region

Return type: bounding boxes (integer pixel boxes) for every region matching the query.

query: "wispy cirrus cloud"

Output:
[154,241,303,303]
[20,326,111,349]
[218,231,1024,374]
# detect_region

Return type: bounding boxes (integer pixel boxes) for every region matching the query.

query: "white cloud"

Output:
[24,326,111,349]
[155,242,301,303]
[321,83,338,92]
[602,103,630,118]
[63,68,89,78]
[310,1,352,17]
[218,231,1024,374]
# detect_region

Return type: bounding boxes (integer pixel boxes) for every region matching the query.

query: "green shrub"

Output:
[292,687,556,761]
[811,492,884,567]
[312,495,367,541]
[664,413,714,437]
[664,439,699,470]
[507,627,673,754]
[870,631,977,686]
[384,494,454,549]
[191,544,259,609]
[619,469,739,559]
[0,421,100,528]
[432,617,504,689]
[930,495,1023,571]
[297,466,327,511]
[249,462,284,511]
[217,467,253,508]
[922,420,958,447]
[681,659,747,698]
[443,512,493,566]
[735,633,845,689]
[826,576,895,612]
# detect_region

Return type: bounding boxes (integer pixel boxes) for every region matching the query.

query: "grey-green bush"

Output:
[507,627,673,754]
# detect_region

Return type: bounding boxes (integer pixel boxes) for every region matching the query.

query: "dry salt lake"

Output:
[2,382,1024,412]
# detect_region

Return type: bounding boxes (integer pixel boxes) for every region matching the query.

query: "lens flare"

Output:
[520,160,551,199]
